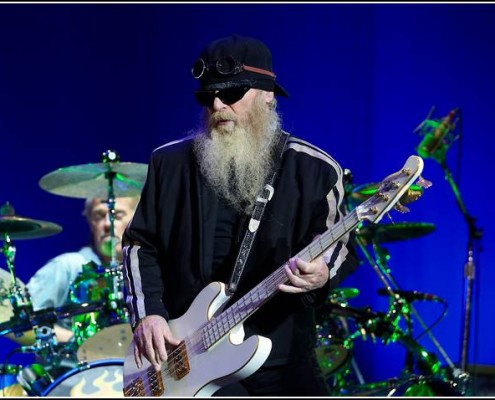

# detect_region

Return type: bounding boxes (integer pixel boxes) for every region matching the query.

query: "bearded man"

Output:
[122,34,358,397]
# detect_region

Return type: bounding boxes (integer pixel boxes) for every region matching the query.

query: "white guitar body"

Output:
[123,281,272,397]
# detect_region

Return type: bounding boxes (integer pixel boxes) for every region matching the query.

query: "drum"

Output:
[17,363,54,397]
[69,263,132,362]
[0,364,25,397]
[315,316,353,378]
[41,359,124,397]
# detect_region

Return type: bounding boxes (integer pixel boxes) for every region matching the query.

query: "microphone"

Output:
[416,108,458,160]
[377,288,446,303]
[99,236,121,257]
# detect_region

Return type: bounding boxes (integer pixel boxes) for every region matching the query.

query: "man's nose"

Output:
[212,96,227,110]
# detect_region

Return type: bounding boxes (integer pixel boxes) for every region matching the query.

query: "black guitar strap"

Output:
[227,130,289,294]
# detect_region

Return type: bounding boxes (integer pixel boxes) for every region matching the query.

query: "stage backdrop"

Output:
[0,2,493,390]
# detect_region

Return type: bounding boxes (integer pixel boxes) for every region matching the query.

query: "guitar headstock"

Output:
[356,155,426,223]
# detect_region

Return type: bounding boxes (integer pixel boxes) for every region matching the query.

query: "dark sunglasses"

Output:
[192,56,275,79]
[194,86,251,107]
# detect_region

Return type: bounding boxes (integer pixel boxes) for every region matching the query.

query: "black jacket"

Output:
[123,133,357,366]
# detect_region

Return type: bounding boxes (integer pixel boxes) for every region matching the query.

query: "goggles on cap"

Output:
[192,56,275,79]
[194,86,251,107]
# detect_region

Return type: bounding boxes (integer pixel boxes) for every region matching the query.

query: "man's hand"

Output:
[279,255,329,294]
[133,315,181,371]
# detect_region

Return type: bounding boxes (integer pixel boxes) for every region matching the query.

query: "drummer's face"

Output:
[87,197,138,262]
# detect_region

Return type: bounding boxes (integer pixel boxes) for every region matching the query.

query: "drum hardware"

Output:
[357,240,463,393]
[38,150,146,264]
[0,202,63,330]
[0,300,104,337]
[0,203,65,346]
[340,373,462,396]
[343,171,464,394]
[36,150,140,363]
[17,363,55,396]
[316,288,372,393]
[67,261,132,362]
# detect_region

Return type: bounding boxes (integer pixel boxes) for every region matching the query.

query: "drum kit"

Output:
[314,179,470,396]
[0,150,147,397]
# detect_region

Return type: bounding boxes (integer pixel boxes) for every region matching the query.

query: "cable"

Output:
[413,300,449,341]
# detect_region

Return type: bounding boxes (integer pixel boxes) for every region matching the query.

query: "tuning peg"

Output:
[416,176,433,189]
[393,202,410,214]
[400,188,423,205]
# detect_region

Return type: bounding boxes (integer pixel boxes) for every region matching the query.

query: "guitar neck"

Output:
[202,209,359,349]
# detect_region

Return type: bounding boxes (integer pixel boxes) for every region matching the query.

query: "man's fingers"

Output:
[134,341,143,369]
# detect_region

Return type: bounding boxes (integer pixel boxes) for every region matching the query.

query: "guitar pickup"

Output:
[148,368,165,396]
[167,340,190,380]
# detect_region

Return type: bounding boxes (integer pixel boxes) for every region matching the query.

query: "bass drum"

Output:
[41,359,124,397]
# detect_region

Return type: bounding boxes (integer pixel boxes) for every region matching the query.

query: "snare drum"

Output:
[0,364,25,397]
[41,359,124,397]
[69,263,132,362]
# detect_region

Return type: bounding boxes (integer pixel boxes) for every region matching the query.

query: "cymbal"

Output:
[356,222,436,243]
[39,162,148,199]
[329,287,360,302]
[349,182,424,205]
[0,268,25,324]
[328,303,379,321]
[0,204,62,240]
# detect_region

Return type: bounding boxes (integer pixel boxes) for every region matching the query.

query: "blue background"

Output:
[0,2,493,391]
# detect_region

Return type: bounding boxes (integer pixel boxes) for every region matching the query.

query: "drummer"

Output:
[9,196,139,345]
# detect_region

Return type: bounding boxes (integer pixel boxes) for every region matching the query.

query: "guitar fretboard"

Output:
[201,209,361,349]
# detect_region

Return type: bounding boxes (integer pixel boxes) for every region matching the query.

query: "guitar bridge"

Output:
[123,377,145,397]
[148,368,165,396]
[167,340,190,380]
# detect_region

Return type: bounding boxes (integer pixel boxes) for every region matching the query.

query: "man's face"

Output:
[207,87,275,135]
[194,87,280,213]
[88,197,138,262]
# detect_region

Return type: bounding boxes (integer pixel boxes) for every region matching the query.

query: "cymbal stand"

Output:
[354,234,458,377]
[0,234,33,327]
[101,149,125,315]
[102,149,120,269]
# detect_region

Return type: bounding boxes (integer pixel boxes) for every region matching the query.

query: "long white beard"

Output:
[193,94,281,214]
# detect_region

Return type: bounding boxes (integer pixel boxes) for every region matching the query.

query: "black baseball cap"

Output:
[192,34,289,97]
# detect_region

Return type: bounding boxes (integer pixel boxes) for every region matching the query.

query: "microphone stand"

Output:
[438,159,483,374]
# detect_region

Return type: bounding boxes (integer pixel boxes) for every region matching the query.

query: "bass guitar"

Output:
[123,154,426,397]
